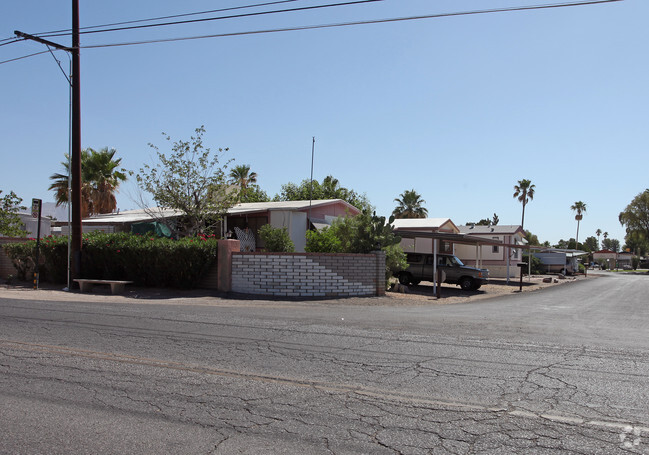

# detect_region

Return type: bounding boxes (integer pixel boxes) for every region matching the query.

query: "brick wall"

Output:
[0,238,25,279]
[230,251,385,298]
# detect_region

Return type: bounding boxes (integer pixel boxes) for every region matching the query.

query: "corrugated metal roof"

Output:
[81,199,358,224]
[458,224,524,235]
[392,218,454,230]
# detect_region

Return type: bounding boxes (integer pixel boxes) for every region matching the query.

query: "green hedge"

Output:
[2,232,218,289]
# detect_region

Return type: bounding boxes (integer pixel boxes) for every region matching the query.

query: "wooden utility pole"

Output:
[71,0,82,280]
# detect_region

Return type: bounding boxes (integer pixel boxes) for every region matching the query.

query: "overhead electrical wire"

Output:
[0,0,308,44]
[32,0,305,37]
[34,0,384,39]
[1,0,623,65]
[79,0,624,50]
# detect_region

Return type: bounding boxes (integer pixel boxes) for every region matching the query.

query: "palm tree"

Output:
[513,179,535,230]
[393,189,428,218]
[49,147,128,217]
[228,164,257,190]
[570,201,587,249]
[596,228,602,250]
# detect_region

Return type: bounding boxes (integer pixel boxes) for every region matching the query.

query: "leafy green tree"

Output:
[524,230,540,246]
[392,189,428,219]
[619,190,649,250]
[554,239,569,249]
[468,213,500,226]
[570,201,587,247]
[602,238,620,252]
[0,190,25,237]
[513,179,535,230]
[137,126,237,237]
[274,175,370,211]
[49,147,128,217]
[239,185,270,203]
[583,236,598,252]
[623,230,648,256]
[258,224,294,252]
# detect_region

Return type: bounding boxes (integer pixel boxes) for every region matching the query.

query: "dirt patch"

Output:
[385,274,592,305]
[0,274,598,307]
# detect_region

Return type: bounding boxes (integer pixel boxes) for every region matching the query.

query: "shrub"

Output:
[384,243,407,282]
[2,241,36,280]
[259,224,294,252]
[305,227,342,253]
[304,211,406,287]
[2,232,218,289]
[522,254,544,275]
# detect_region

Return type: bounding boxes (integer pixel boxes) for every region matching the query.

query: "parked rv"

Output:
[532,251,585,275]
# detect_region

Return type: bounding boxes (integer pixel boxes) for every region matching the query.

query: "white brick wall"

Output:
[231,252,384,298]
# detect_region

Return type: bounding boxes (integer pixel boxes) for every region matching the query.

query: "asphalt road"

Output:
[0,272,647,454]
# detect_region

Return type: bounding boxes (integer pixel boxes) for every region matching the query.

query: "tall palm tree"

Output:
[596,228,602,250]
[570,201,587,248]
[228,164,257,190]
[513,179,535,230]
[393,189,428,219]
[49,147,127,217]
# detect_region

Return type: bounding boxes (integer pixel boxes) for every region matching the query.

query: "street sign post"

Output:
[31,198,42,290]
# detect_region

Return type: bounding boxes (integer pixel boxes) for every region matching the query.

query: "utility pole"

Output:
[71,0,82,280]
[14,0,82,284]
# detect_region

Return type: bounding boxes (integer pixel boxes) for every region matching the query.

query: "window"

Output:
[492,237,499,253]
[441,241,452,253]
[407,254,423,264]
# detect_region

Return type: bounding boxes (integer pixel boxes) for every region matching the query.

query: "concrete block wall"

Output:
[230,251,385,298]
[0,238,25,279]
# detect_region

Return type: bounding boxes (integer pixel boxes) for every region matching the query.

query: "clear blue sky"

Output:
[1,0,646,246]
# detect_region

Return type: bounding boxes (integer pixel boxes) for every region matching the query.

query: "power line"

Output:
[1,0,623,65]
[34,0,305,36]
[80,0,623,50]
[0,50,50,65]
[35,0,384,39]
[0,0,307,44]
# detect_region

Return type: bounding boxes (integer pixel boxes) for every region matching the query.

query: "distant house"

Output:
[0,213,52,239]
[51,199,360,252]
[593,249,618,269]
[392,218,460,255]
[455,225,526,278]
[617,251,633,269]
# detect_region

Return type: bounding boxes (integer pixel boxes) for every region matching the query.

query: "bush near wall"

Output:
[2,232,218,289]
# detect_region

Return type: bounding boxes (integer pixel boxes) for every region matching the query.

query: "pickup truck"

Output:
[395,253,489,291]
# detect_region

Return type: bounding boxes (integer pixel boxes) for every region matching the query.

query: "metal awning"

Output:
[396,231,504,247]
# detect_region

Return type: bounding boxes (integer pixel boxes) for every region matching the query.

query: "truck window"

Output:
[407,254,423,263]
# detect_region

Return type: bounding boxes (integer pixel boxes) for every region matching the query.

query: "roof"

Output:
[82,208,182,225]
[392,218,458,232]
[227,199,360,215]
[80,199,359,225]
[458,224,524,236]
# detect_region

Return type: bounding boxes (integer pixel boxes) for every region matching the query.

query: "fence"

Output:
[217,240,385,298]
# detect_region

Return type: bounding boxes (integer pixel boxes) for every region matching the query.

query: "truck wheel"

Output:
[459,277,474,291]
[399,273,413,286]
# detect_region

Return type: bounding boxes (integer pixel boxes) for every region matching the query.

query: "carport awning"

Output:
[396,231,504,247]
